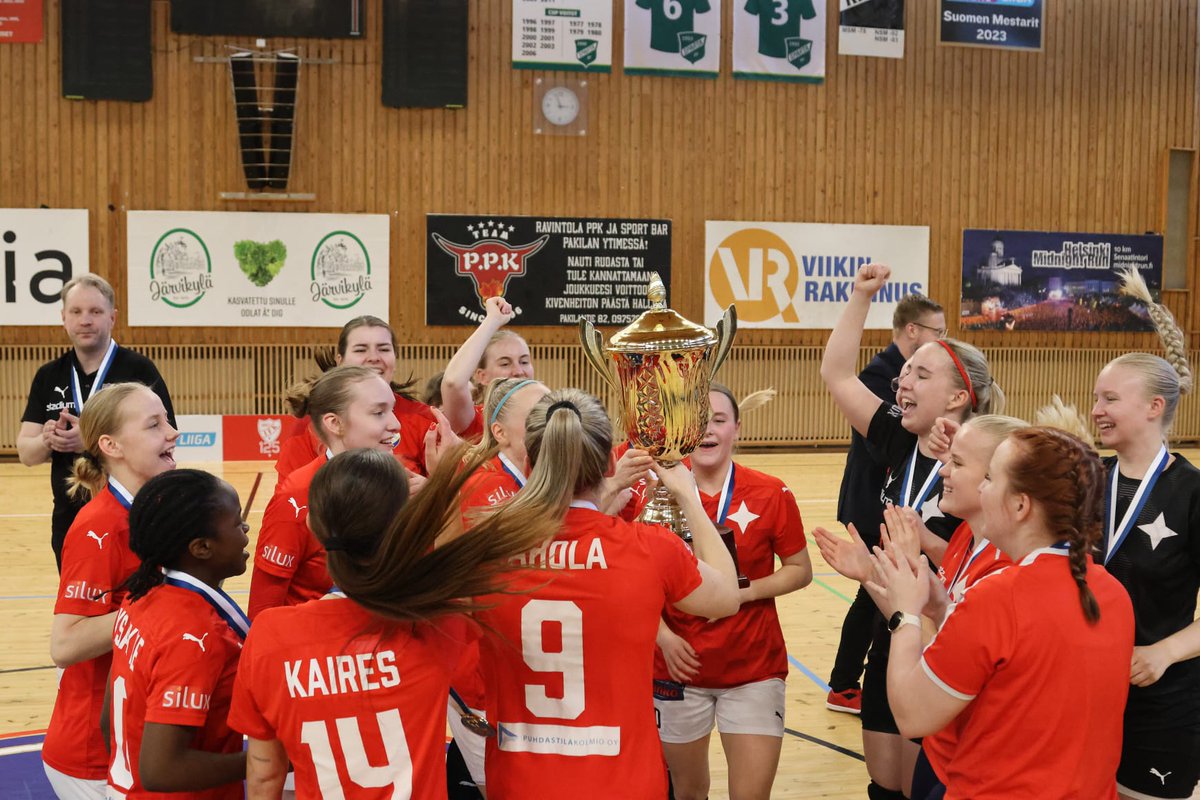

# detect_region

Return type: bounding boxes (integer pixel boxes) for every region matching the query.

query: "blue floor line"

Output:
[788,653,832,694]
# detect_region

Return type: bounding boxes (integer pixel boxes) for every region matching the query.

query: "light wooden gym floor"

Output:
[7,451,1195,798]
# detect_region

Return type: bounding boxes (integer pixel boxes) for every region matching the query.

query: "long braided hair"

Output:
[1004,427,1107,623]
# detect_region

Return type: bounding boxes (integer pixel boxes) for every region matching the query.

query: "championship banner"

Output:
[960,229,1163,333]
[126,211,389,327]
[426,214,671,326]
[0,208,89,326]
[704,221,930,329]
[624,0,721,79]
[839,0,904,59]
[512,0,612,72]
[0,0,43,43]
[940,0,1043,50]
[732,0,826,83]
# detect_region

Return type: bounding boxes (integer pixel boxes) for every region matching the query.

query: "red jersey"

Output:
[653,463,806,688]
[228,596,478,800]
[923,522,1012,781]
[476,506,703,799]
[920,548,1134,800]
[107,581,245,799]
[460,404,485,443]
[936,522,1011,606]
[44,481,139,780]
[274,393,436,479]
[250,454,330,619]
[454,453,526,710]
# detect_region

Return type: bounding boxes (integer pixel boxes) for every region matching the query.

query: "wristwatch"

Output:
[888,611,922,633]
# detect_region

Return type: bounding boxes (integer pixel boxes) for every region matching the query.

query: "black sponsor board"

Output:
[425,214,672,326]
[940,0,1043,51]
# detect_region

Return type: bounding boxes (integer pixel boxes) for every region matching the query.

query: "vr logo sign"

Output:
[1,209,90,325]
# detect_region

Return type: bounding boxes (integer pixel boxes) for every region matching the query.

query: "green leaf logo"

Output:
[234,239,287,287]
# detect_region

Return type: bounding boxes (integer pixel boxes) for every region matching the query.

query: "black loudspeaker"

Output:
[382,0,468,109]
[61,0,153,102]
[229,52,267,190]
[266,53,300,188]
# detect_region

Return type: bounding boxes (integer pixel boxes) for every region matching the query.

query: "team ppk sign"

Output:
[0,209,89,326]
[704,221,930,329]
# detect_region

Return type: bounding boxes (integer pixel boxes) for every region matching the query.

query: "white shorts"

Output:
[653,678,786,743]
[43,763,105,800]
[447,699,487,787]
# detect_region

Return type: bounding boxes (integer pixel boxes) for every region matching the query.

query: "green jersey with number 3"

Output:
[636,0,713,53]
[743,0,817,58]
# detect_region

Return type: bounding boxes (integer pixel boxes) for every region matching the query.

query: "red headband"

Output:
[936,340,977,411]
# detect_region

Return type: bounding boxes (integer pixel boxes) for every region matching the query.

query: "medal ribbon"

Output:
[947,536,991,596]
[715,463,736,525]
[71,339,118,417]
[1020,540,1070,566]
[107,476,134,510]
[1104,444,1169,564]
[162,568,251,640]
[900,445,940,513]
[497,452,527,488]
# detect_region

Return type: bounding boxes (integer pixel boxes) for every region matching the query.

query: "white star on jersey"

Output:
[921,494,945,524]
[727,502,760,535]
[1138,513,1178,551]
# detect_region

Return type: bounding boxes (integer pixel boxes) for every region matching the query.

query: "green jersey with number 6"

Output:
[637,0,713,53]
[744,0,817,58]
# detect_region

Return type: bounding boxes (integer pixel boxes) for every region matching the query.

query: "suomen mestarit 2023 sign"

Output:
[940,0,1043,51]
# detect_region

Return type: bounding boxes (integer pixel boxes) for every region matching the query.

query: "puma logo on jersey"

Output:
[288,497,307,518]
[53,385,69,398]
[182,632,209,652]
[86,530,109,549]
[1150,769,1172,785]
[260,544,296,569]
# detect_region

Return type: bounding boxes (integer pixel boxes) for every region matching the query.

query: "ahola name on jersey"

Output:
[283,651,401,699]
[509,538,609,570]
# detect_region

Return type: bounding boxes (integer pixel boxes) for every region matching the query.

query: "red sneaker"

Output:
[826,688,862,714]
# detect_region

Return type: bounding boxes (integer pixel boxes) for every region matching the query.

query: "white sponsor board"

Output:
[174,415,224,462]
[512,0,612,72]
[0,208,89,325]
[704,221,930,329]
[126,211,389,327]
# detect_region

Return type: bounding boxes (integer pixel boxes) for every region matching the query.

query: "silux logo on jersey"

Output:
[432,222,549,310]
[163,685,211,710]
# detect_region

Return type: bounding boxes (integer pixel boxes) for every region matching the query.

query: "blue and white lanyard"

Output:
[1020,540,1070,566]
[900,445,940,513]
[497,452,527,488]
[71,339,118,416]
[948,536,991,596]
[163,568,251,640]
[107,476,134,509]
[1104,444,1169,564]
[715,463,736,525]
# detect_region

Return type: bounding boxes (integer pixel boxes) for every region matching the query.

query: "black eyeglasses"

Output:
[911,321,948,338]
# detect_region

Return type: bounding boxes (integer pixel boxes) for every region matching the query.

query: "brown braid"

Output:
[1005,427,1106,624]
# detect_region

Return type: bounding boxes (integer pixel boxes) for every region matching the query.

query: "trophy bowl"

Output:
[579,272,737,540]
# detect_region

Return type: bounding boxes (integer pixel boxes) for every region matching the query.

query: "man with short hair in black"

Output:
[17,274,176,570]
[825,291,945,714]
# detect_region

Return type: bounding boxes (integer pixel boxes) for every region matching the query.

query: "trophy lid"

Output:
[607,272,717,353]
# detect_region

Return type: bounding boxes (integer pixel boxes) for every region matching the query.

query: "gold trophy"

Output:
[579,272,737,542]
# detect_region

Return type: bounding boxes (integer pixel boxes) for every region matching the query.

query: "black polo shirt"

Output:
[836,342,907,546]
[21,345,176,513]
[1102,453,1200,733]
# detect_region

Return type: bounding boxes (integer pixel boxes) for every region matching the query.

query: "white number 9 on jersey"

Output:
[299,710,412,799]
[521,599,586,719]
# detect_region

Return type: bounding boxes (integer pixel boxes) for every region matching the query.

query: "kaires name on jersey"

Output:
[283,651,401,699]
[509,537,608,570]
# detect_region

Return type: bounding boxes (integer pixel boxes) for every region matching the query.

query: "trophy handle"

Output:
[709,304,738,378]
[578,319,620,392]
